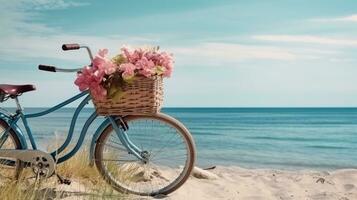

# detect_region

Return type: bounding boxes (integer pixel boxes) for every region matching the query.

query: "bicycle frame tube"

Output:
[25,91,88,118]
[20,91,93,158]
[1,90,145,165]
[0,113,28,149]
[89,117,145,165]
[0,115,21,148]
[56,111,97,163]
[108,117,145,162]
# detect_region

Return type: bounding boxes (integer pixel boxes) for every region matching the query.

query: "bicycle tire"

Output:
[94,113,196,196]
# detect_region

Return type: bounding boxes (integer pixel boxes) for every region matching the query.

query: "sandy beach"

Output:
[159,166,357,200]
[26,166,357,200]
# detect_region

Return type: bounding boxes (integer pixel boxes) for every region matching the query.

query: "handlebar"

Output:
[38,43,94,73]
[38,65,56,72]
[62,43,80,51]
[62,43,93,61]
[38,65,82,73]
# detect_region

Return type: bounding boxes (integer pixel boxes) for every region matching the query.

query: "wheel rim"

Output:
[96,114,195,195]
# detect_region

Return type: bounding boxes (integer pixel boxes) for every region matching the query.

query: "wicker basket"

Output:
[92,76,163,116]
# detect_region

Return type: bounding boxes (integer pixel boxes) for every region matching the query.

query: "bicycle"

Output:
[0,43,196,196]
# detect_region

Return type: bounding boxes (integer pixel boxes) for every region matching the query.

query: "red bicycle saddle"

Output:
[0,84,36,96]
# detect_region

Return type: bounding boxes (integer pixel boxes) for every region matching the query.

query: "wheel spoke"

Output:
[101,142,128,152]
[94,114,195,196]
[108,137,125,147]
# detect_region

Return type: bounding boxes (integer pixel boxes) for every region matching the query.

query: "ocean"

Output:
[10,107,357,170]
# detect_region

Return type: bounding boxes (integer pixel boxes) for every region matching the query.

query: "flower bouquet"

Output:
[74,46,173,115]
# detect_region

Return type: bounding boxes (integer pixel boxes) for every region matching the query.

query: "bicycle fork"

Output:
[108,117,149,163]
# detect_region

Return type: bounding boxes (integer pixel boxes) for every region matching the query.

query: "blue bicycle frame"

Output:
[0,91,145,165]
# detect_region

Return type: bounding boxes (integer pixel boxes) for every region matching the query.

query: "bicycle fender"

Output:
[0,112,28,149]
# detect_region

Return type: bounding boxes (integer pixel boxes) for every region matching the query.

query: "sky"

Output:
[0,0,357,107]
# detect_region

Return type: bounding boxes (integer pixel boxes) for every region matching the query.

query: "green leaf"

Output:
[112,90,125,102]
[108,84,118,98]
[106,74,127,102]
[123,76,135,84]
[155,66,165,75]
[111,54,126,66]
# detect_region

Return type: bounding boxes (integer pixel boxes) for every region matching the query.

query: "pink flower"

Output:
[74,66,95,91]
[74,66,106,100]
[93,49,116,75]
[135,57,155,77]
[122,70,135,80]
[119,63,136,80]
[144,51,160,65]
[119,63,136,72]
[98,49,108,57]
[152,52,173,77]
[75,46,174,101]
[121,47,143,64]
[163,67,172,77]
[92,49,107,69]
[136,57,155,69]
[90,85,107,101]
[102,61,116,75]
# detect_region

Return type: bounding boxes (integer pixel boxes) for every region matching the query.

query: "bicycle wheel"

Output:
[0,120,23,183]
[94,113,196,196]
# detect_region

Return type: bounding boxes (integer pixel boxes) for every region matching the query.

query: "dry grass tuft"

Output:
[0,148,129,200]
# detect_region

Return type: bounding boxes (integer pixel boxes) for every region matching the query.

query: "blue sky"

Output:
[1,0,357,107]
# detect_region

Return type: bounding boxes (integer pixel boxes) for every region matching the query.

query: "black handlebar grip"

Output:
[62,43,80,51]
[38,65,56,72]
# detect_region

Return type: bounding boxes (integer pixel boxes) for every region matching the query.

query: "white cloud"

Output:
[0,1,351,67]
[0,35,301,65]
[0,1,299,64]
[253,35,357,46]
[0,0,89,36]
[312,14,357,23]
[170,43,297,64]
[333,14,357,22]
[0,0,152,63]
[0,34,156,63]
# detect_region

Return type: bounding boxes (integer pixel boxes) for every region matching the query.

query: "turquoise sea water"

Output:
[11,107,357,170]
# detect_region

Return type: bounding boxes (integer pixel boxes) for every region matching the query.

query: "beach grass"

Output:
[0,147,128,200]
